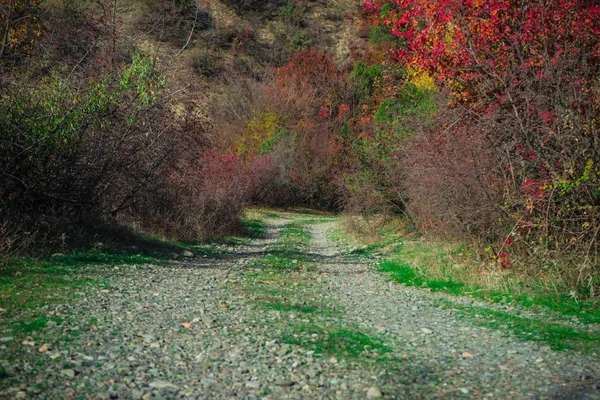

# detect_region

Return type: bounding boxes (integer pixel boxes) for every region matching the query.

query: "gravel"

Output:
[0,214,598,399]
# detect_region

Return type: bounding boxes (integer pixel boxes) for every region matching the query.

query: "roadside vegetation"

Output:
[336,216,600,324]
[333,215,600,354]
[1,0,598,334]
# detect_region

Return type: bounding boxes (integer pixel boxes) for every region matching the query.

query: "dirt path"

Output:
[1,212,599,399]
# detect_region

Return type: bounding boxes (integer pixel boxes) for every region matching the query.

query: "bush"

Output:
[367,0,600,294]
[192,48,222,76]
[222,0,286,15]
[349,61,382,102]
[278,2,307,27]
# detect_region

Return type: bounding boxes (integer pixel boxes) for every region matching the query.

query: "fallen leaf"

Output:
[498,364,509,370]
[462,351,474,358]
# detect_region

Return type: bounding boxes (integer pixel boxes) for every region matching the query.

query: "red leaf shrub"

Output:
[367,0,600,289]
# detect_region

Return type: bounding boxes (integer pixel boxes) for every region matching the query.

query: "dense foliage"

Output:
[360,0,600,293]
[1,0,599,297]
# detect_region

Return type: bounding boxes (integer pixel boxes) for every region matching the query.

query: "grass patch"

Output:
[379,259,466,295]
[250,253,307,271]
[12,316,49,333]
[275,221,312,250]
[449,303,600,353]
[280,323,393,358]
[337,215,600,325]
[249,218,317,272]
[378,256,600,324]
[241,218,267,239]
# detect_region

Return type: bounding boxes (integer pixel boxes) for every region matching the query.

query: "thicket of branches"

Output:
[0,0,249,255]
[355,0,600,295]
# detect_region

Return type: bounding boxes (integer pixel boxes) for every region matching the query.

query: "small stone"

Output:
[329,356,338,364]
[274,379,295,387]
[182,251,194,258]
[460,388,470,394]
[22,340,35,346]
[535,357,544,363]
[38,343,51,353]
[149,380,177,389]
[461,351,473,358]
[307,368,318,378]
[15,392,27,399]
[420,328,433,334]
[201,379,215,388]
[246,381,261,390]
[61,369,75,378]
[367,386,383,398]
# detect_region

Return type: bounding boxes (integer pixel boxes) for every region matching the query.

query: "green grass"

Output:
[378,259,466,295]
[241,218,267,239]
[378,257,600,324]
[0,211,270,316]
[275,221,312,249]
[448,302,600,353]
[12,316,50,333]
[280,323,393,358]
[250,253,309,271]
[335,217,600,325]
[249,219,316,272]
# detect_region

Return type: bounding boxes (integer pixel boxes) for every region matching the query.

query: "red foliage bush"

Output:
[213,48,352,210]
[365,0,600,288]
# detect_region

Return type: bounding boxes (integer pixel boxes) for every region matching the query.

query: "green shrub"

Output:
[349,61,382,100]
[278,2,307,26]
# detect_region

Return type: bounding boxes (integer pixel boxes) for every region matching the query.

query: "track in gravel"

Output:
[1,212,599,399]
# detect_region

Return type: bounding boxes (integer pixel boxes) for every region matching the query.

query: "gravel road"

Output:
[1,213,599,399]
